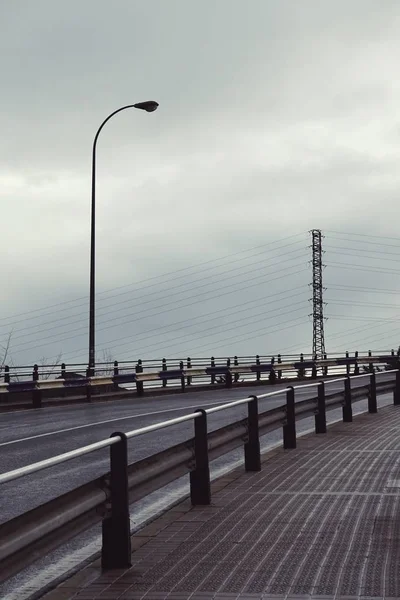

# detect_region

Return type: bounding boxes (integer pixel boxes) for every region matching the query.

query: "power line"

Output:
[9,266,309,356]
[3,260,308,349]
[54,291,309,362]
[326,314,400,322]
[327,300,400,309]
[325,250,400,264]
[327,326,400,350]
[325,245,400,258]
[279,320,383,354]
[0,247,308,338]
[76,302,310,361]
[163,316,309,358]
[0,231,308,323]
[115,315,310,361]
[58,289,308,358]
[327,262,400,275]
[325,230,400,242]
[329,284,400,295]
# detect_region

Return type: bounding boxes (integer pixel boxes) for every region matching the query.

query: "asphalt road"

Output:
[1,375,394,523]
[1,382,296,522]
[0,374,396,600]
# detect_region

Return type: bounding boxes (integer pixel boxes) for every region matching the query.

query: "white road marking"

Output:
[0,398,254,447]
[0,386,325,448]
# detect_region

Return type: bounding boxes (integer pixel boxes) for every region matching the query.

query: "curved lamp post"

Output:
[89,101,159,375]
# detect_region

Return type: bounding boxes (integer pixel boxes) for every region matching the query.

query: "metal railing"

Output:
[1,351,399,409]
[1,369,400,582]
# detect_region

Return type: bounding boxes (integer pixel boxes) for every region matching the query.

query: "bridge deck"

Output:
[44,404,400,600]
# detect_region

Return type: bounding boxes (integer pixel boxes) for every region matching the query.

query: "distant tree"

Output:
[38,352,63,379]
[97,349,115,376]
[1,332,62,382]
[0,332,12,379]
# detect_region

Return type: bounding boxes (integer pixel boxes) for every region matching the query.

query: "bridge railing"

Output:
[0,352,399,408]
[2,349,399,383]
[1,369,399,581]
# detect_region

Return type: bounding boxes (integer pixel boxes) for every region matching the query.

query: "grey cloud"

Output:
[1,0,400,366]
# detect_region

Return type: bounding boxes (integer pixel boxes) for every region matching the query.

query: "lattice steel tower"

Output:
[310,229,326,360]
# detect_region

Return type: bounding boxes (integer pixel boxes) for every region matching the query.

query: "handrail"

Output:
[287,381,322,390]
[1,355,398,396]
[0,436,119,485]
[2,370,396,484]
[248,387,289,400]
[206,395,265,415]
[125,412,200,439]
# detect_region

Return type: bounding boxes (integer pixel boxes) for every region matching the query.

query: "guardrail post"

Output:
[311,355,317,379]
[226,358,232,388]
[368,350,373,373]
[86,380,92,402]
[283,386,296,449]
[343,377,353,422]
[113,361,119,391]
[278,354,282,380]
[298,354,305,379]
[162,358,167,388]
[315,381,327,434]
[354,351,359,375]
[32,364,42,408]
[187,357,192,386]
[346,351,350,376]
[180,361,185,392]
[245,395,261,470]
[234,356,239,382]
[368,372,377,413]
[190,410,211,505]
[135,360,144,396]
[59,363,67,397]
[256,355,261,381]
[32,386,42,408]
[4,365,10,384]
[102,432,131,570]
[85,366,92,402]
[210,357,216,384]
[394,370,400,405]
[323,353,328,376]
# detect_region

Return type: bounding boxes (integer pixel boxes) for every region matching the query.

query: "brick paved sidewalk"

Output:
[43,405,400,600]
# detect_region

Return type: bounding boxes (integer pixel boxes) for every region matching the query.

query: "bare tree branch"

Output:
[0,331,13,374]
[98,349,114,376]
[38,353,63,380]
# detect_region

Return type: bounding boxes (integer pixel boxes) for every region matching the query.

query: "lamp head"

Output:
[134,101,159,112]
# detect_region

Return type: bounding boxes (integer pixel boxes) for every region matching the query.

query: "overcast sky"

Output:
[1,0,400,371]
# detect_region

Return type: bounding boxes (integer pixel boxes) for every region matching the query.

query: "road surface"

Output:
[1,376,393,522]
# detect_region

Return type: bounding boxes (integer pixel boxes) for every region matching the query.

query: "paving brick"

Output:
[44,406,400,600]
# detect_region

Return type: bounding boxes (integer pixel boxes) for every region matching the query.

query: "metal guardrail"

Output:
[3,349,399,381]
[1,369,400,582]
[1,352,399,408]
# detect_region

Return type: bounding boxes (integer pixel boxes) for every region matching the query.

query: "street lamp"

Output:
[88,101,159,375]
